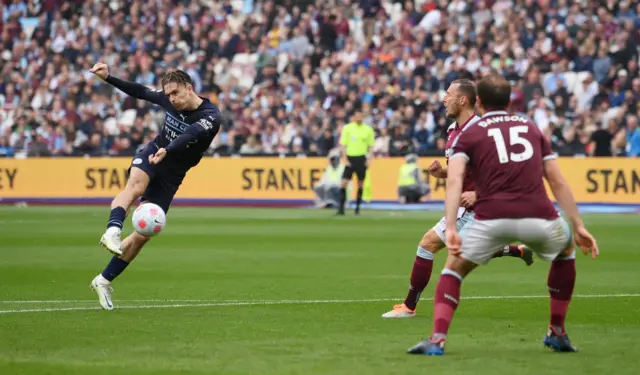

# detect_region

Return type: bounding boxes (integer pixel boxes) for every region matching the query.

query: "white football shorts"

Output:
[432,207,474,244]
[459,216,573,265]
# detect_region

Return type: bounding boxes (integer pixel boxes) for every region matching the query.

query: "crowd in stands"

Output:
[0,0,639,159]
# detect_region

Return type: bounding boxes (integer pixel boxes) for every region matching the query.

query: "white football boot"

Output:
[100,227,123,256]
[381,303,416,318]
[90,274,114,311]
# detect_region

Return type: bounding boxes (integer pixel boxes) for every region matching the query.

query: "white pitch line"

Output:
[1,293,640,305]
[0,294,639,315]
[0,299,262,304]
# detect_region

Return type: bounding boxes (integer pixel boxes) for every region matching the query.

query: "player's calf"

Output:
[92,233,151,310]
[404,232,442,309]
[382,230,442,318]
[407,267,465,356]
[337,179,348,215]
[407,258,476,355]
[355,179,365,215]
[101,168,150,255]
[546,248,576,339]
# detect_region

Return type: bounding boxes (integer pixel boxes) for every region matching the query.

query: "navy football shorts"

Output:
[128,143,185,214]
[342,155,367,181]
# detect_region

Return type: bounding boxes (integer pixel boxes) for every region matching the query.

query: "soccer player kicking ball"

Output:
[382,79,534,319]
[88,63,222,310]
[407,74,598,356]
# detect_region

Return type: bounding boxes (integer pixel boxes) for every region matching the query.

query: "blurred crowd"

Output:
[0,0,639,159]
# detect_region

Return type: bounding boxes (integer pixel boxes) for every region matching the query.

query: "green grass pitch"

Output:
[0,206,637,374]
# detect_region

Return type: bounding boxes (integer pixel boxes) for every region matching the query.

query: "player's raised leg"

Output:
[91,232,150,310]
[100,163,151,256]
[491,244,535,266]
[382,228,441,318]
[93,171,176,310]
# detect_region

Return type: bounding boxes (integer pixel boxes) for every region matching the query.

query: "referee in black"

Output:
[337,111,375,215]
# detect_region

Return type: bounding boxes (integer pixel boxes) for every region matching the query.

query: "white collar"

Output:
[482,111,509,118]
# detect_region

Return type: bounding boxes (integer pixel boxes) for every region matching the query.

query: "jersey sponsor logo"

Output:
[132,158,143,165]
[165,114,189,133]
[165,128,179,141]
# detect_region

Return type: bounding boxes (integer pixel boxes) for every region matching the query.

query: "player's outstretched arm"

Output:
[543,158,599,258]
[165,116,221,154]
[90,63,168,106]
[149,116,220,165]
[543,158,582,228]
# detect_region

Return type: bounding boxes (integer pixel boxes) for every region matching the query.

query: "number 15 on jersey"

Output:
[488,126,534,164]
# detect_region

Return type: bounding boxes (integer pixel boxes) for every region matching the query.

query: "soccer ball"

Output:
[132,203,166,237]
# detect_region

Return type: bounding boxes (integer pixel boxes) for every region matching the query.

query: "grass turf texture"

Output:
[0,206,637,375]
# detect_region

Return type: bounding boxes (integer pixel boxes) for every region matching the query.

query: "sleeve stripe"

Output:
[450,153,469,161]
[543,153,558,161]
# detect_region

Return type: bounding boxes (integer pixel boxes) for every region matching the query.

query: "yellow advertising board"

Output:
[0,157,638,204]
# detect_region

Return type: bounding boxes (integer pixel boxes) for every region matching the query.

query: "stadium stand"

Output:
[0,0,638,159]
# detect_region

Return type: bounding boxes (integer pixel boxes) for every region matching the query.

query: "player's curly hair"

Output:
[160,69,193,88]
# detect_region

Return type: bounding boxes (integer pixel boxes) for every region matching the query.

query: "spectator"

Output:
[626,115,640,157]
[589,119,618,157]
[0,0,638,160]
[240,134,264,155]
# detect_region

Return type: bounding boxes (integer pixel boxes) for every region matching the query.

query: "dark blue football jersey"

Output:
[105,75,221,169]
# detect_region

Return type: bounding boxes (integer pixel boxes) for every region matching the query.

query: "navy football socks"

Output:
[107,207,126,229]
[101,256,130,281]
[338,188,347,212]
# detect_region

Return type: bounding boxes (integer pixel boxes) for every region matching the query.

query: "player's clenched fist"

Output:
[428,160,443,174]
[90,63,109,80]
[148,148,167,165]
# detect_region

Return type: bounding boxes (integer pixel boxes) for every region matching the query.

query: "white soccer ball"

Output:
[132,203,166,237]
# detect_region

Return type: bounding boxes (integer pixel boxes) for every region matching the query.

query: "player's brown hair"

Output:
[457,70,475,81]
[161,69,193,88]
[477,74,511,111]
[452,79,477,108]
